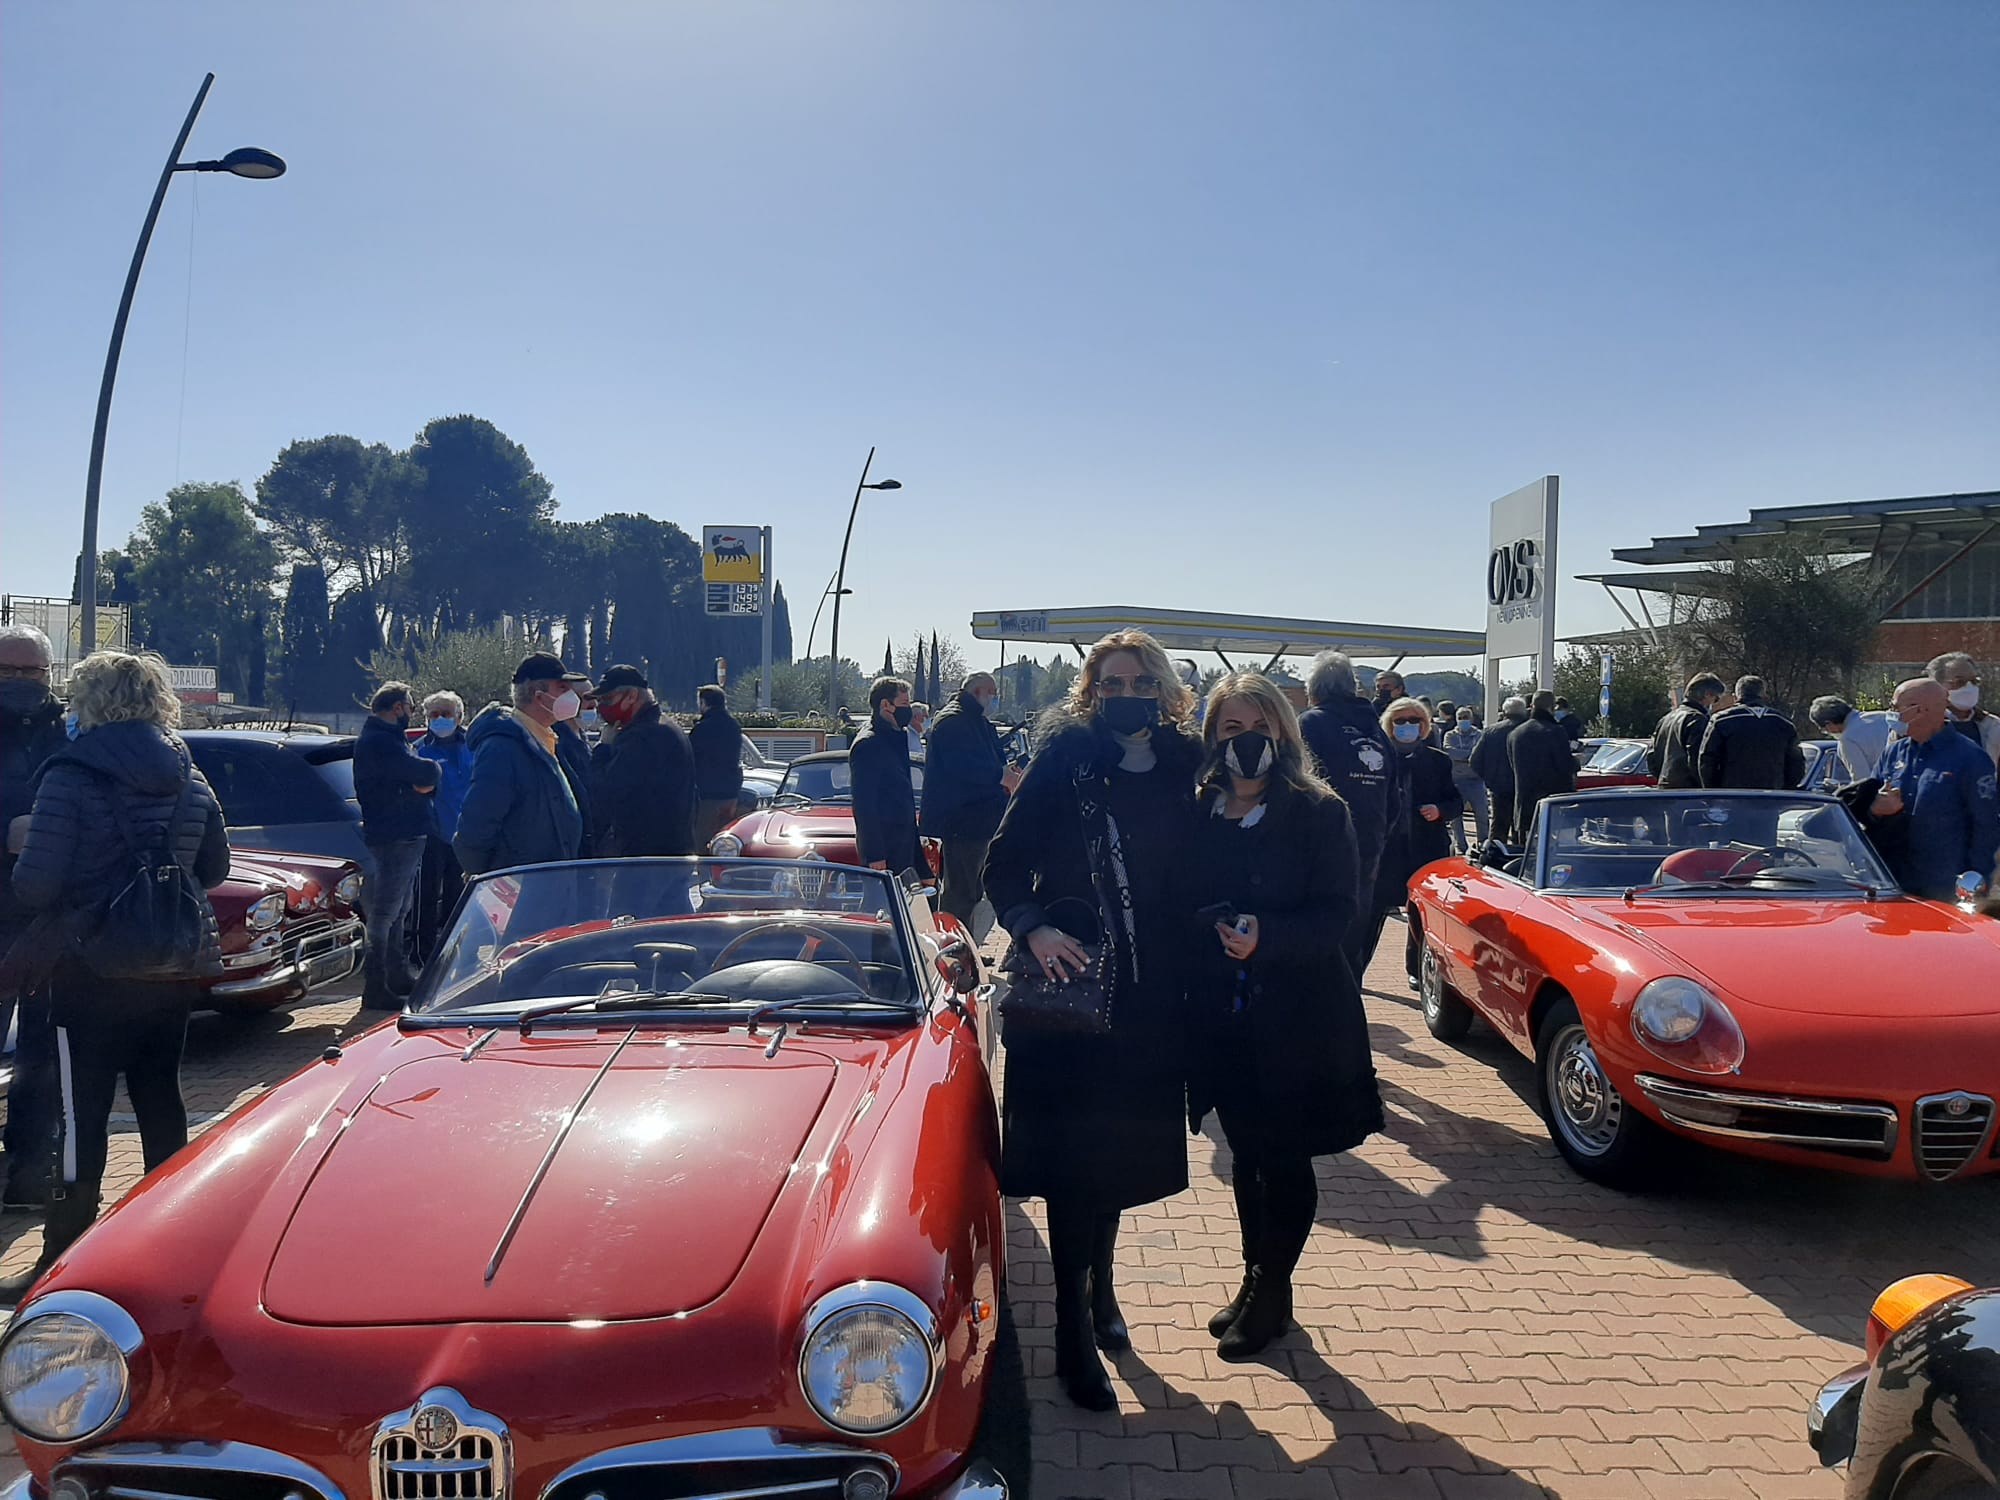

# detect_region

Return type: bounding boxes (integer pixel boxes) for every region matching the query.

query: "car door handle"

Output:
[1448,878,1469,893]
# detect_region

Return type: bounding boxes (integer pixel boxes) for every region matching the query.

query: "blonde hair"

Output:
[1065,631,1195,725]
[1202,672,1331,798]
[69,650,181,732]
[1380,696,1432,737]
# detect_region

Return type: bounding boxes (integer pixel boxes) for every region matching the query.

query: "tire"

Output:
[1419,942,1474,1042]
[1534,997,1660,1189]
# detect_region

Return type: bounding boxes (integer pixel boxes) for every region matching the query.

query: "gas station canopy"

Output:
[969,606,1485,666]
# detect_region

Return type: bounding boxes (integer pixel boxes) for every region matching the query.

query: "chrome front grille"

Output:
[376,1432,500,1500]
[1633,1076,1898,1158]
[1913,1092,1997,1181]
[371,1390,510,1500]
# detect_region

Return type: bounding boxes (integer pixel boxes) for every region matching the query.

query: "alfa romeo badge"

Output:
[412,1405,460,1452]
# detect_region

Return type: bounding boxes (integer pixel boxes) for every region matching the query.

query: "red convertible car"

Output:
[205,850,365,1013]
[0,858,1011,1500]
[1409,789,2000,1188]
[713,750,941,877]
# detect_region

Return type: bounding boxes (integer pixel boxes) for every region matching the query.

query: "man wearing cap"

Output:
[454,653,589,877]
[590,664,697,857]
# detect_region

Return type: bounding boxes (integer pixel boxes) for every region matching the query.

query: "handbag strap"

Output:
[94,767,194,870]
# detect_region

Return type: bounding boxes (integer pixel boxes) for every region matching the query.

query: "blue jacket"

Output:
[1876,729,2000,901]
[353,715,440,846]
[453,706,584,877]
[849,718,921,875]
[414,729,474,840]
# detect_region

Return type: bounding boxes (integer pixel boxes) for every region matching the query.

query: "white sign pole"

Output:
[759,525,774,712]
[1484,476,1560,723]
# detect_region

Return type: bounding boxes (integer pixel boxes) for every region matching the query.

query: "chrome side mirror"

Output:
[1955,871,1987,909]
[935,933,981,995]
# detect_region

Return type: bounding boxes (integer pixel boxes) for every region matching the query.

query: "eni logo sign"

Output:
[1488,539,1541,608]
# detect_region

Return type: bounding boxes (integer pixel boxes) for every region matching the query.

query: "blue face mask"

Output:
[429,717,458,738]
[1392,721,1422,744]
[64,712,81,741]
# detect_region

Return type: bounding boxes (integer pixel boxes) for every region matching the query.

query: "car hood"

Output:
[752,805,857,846]
[261,1034,840,1325]
[1570,895,2000,1018]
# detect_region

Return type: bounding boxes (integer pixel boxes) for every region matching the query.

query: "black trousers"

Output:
[46,973,194,1258]
[2,985,57,1201]
[414,835,465,963]
[936,829,995,926]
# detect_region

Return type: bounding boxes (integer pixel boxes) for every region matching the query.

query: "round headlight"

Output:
[0,1302,137,1444]
[247,893,286,932]
[1633,977,1707,1043]
[800,1291,935,1436]
[334,873,363,907]
[710,832,744,857]
[1630,976,1746,1075]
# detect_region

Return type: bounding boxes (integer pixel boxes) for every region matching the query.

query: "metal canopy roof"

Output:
[969,606,1486,660]
[1573,569,1733,598]
[1610,490,2000,566]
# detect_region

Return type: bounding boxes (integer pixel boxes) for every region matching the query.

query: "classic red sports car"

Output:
[1409,789,2000,1187]
[1575,738,1655,790]
[205,850,365,1013]
[713,750,941,877]
[0,857,1011,1500]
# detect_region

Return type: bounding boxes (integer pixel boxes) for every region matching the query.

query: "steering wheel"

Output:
[1725,844,1817,879]
[710,921,869,991]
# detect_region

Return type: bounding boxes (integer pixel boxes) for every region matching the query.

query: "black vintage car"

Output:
[1810,1276,1999,1498]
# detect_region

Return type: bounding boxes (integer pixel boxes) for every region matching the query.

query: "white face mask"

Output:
[549,688,582,722]
[1948,683,1980,712]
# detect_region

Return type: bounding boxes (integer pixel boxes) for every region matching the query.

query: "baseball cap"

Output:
[513,651,590,685]
[590,663,649,695]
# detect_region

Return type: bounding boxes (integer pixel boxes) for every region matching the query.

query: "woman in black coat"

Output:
[983,631,1203,1410]
[1363,698,1464,984]
[7,651,230,1288]
[1186,673,1384,1359]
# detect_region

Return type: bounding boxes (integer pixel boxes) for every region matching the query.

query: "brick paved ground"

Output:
[4,923,1998,1499]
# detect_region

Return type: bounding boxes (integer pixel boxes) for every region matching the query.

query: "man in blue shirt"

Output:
[1870,678,2000,902]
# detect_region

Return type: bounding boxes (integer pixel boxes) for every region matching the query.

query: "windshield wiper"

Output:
[1624,872,1880,902]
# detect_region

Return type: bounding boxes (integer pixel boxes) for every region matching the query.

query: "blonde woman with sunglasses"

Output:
[1185,673,1384,1360]
[983,630,1203,1409]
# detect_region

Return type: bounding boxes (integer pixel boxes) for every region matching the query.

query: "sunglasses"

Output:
[1097,674,1162,698]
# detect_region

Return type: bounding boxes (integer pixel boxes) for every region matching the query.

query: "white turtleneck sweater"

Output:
[1111,728,1157,773]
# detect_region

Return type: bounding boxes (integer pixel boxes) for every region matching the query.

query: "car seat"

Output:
[1655,847,1767,885]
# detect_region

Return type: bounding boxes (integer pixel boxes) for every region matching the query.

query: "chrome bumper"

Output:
[938,1461,1008,1499]
[1634,1075,1899,1159]
[1807,1362,1869,1467]
[210,923,364,999]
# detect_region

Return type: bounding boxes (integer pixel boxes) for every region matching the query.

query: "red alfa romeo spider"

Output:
[0,858,1011,1500]
[1409,789,2000,1188]
[713,750,941,877]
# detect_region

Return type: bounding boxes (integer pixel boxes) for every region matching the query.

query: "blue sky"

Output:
[4,1,1995,677]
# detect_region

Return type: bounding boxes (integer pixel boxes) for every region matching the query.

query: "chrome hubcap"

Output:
[1549,1024,1622,1155]
[1421,948,1444,1018]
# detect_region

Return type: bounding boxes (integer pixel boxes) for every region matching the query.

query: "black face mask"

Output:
[0,680,51,716]
[1222,730,1274,779]
[893,704,914,728]
[1099,697,1161,736]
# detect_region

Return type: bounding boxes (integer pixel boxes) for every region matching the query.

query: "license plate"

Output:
[305,945,360,988]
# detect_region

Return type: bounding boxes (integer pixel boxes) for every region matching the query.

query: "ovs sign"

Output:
[1487,538,1541,610]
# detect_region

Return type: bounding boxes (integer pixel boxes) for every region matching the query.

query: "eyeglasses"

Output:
[0,664,50,681]
[1097,674,1162,699]
[1390,717,1426,729]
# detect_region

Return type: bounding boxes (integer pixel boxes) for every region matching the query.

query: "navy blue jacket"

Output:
[353,714,440,846]
[453,706,585,877]
[1298,696,1393,878]
[849,718,922,875]
[593,703,696,857]
[1876,729,2000,900]
[688,707,745,802]
[553,721,598,858]
[921,690,1008,840]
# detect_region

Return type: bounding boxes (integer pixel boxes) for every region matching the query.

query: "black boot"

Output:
[1216,1266,1293,1361]
[1211,1165,1266,1337]
[1089,1214,1129,1352]
[1055,1268,1117,1409]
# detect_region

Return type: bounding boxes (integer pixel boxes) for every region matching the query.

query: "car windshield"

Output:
[1583,741,1647,774]
[1533,793,1897,896]
[778,758,926,808]
[410,858,925,1017]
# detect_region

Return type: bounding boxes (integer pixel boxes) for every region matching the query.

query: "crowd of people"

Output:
[2,614,1995,1338]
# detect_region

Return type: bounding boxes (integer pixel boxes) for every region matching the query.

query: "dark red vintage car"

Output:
[713,751,942,877]
[204,850,365,1013]
[0,858,1011,1500]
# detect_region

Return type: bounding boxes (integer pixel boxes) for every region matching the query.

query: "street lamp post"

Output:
[79,72,285,654]
[823,448,901,720]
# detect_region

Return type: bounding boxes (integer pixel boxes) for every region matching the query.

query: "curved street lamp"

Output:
[79,73,285,653]
[824,449,903,719]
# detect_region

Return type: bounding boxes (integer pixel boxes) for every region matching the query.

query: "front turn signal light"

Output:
[1865,1274,1971,1360]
